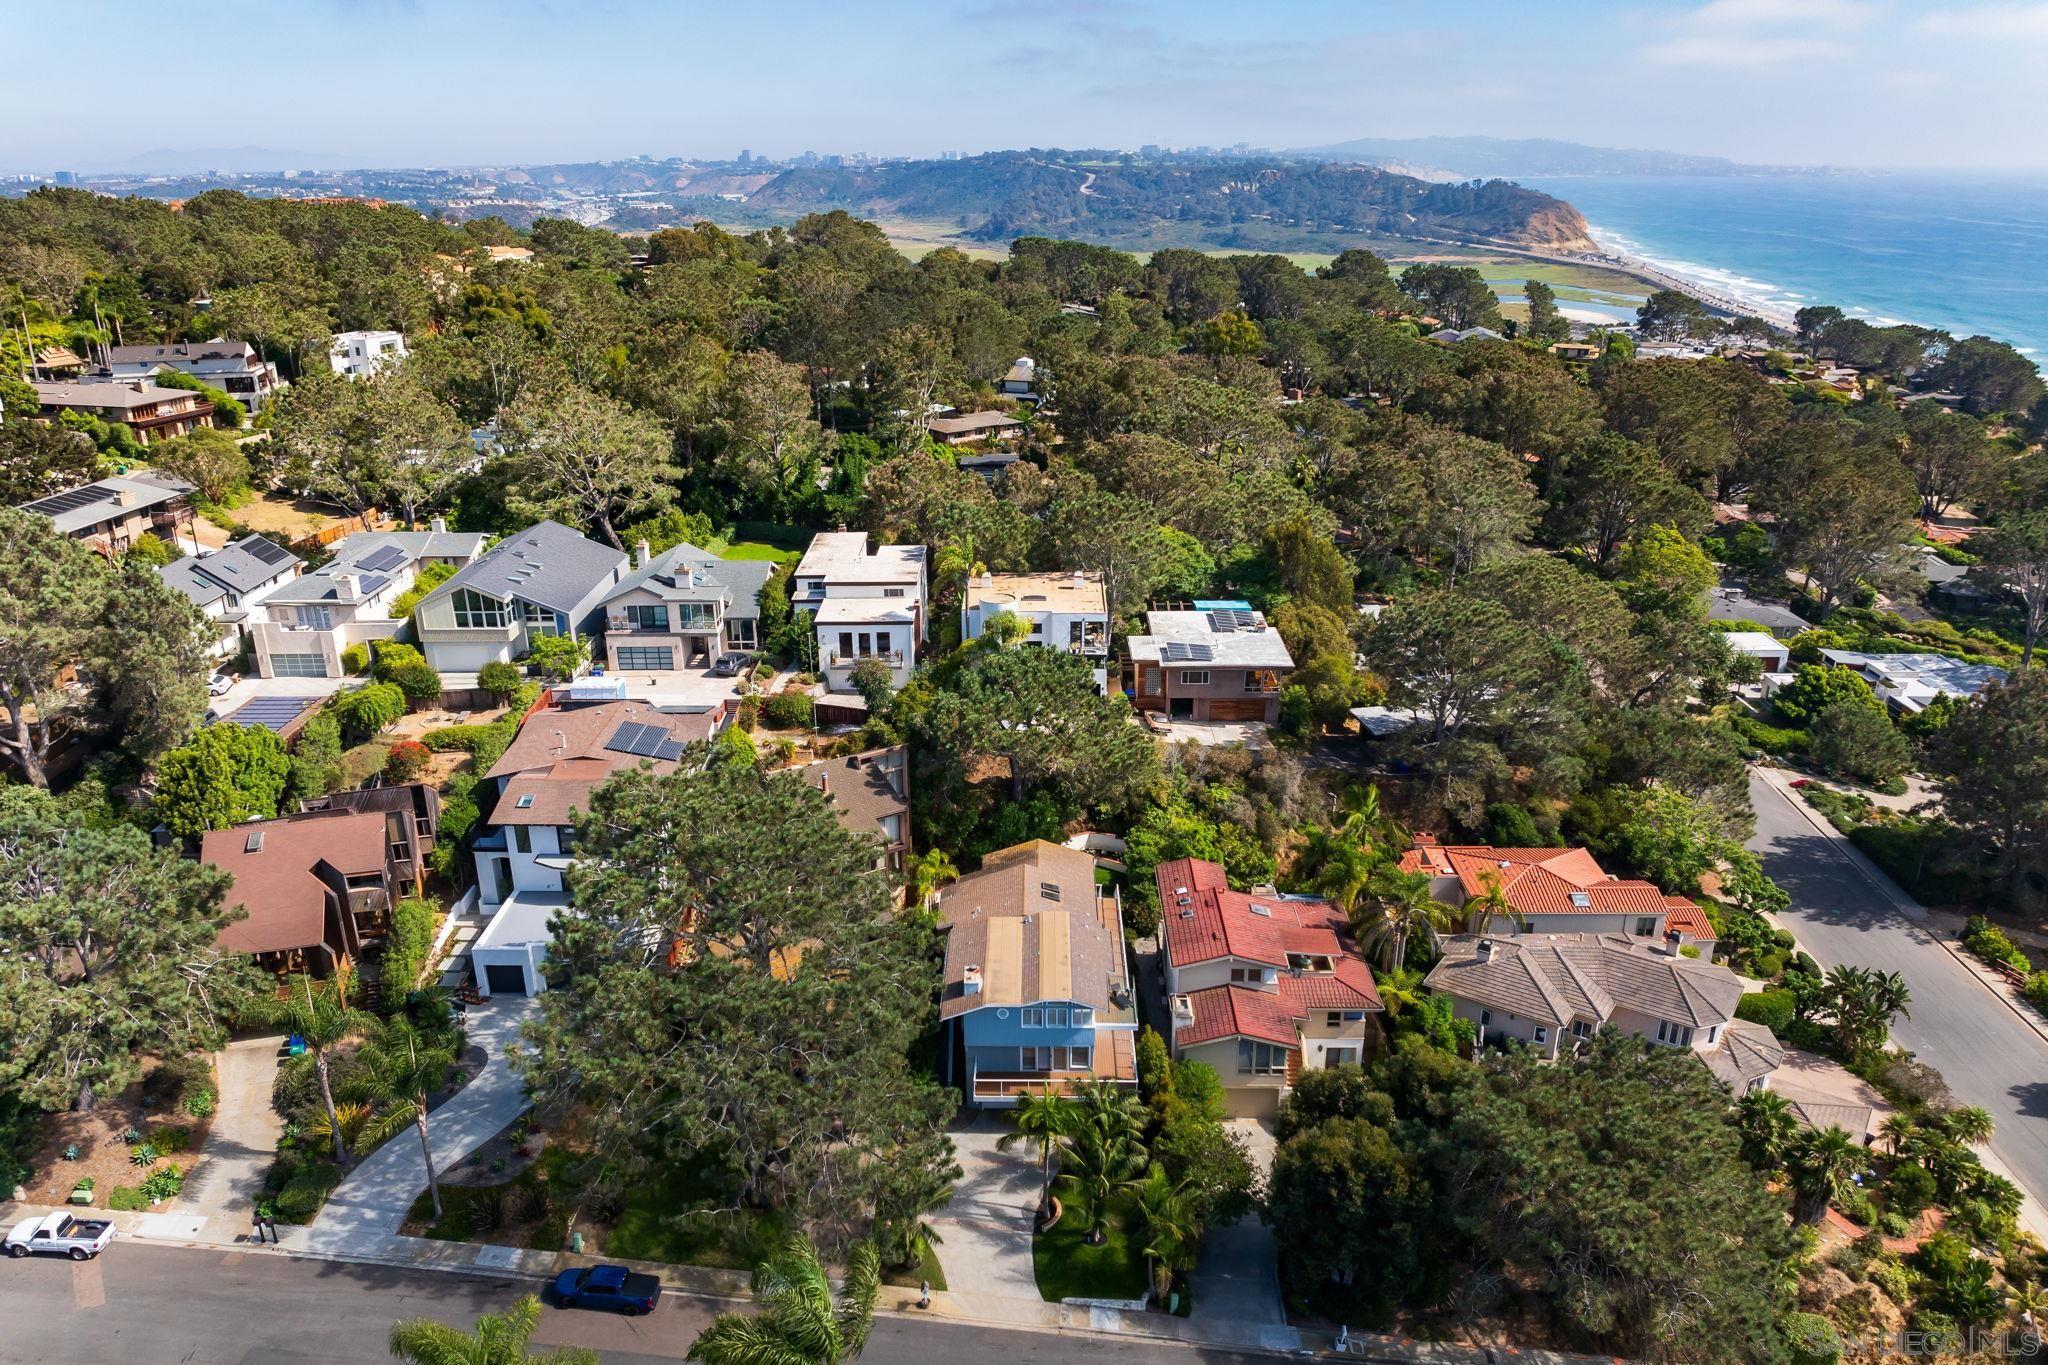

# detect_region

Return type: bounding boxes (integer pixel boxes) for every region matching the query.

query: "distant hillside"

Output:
[1288,135,1803,179]
[719,152,1593,250]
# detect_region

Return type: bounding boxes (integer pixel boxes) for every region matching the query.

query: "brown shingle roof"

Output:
[792,746,908,848]
[200,811,385,956]
[488,701,719,825]
[938,841,1127,1019]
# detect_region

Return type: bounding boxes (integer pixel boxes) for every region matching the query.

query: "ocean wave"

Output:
[1590,224,1804,318]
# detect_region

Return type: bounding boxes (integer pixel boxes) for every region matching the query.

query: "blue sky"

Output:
[8,0,2048,172]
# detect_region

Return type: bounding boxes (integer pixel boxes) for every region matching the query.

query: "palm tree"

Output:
[1311,837,1380,918]
[908,849,959,905]
[1372,967,1428,1017]
[389,1294,596,1364]
[995,1089,1079,1218]
[1461,868,1526,936]
[1359,866,1454,971]
[1935,1105,1995,1147]
[256,974,373,1166]
[1877,1113,1919,1159]
[1057,1082,1149,1244]
[1787,1125,1870,1223]
[2008,1279,2046,1346]
[1128,1164,1199,1306]
[302,1101,378,1156]
[344,1019,458,1219]
[1822,964,1910,1058]
[1337,783,1394,850]
[688,1233,879,1365]
[1734,1089,1798,1170]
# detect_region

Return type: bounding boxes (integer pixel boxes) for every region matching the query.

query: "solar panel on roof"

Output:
[243,538,293,567]
[355,544,407,573]
[354,574,392,599]
[603,721,654,756]
[224,697,317,731]
[1206,608,1260,632]
[1160,642,1213,663]
[651,738,687,762]
[631,726,669,758]
[22,485,107,516]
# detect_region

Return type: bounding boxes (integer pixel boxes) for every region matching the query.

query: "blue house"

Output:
[937,840,1138,1107]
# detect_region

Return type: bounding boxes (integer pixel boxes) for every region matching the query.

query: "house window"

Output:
[1070,1007,1092,1028]
[614,646,674,670]
[293,604,334,630]
[1533,1027,1548,1045]
[1479,1010,1491,1028]
[1178,670,1210,685]
[1237,1041,1289,1076]
[676,603,716,631]
[511,826,531,853]
[1071,1045,1091,1071]
[1326,1012,1343,1028]
[839,632,854,659]
[1706,1025,1719,1045]
[1325,1046,1360,1068]
[1243,672,1265,691]
[1571,1019,1593,1040]
[556,826,575,854]
[1634,917,1659,937]
[1047,1006,1069,1027]
[520,601,560,637]
[1069,621,1085,645]
[624,604,669,632]
[452,588,509,629]
[1021,1007,1045,1028]
[1229,967,1266,985]
[726,618,759,648]
[1654,1021,1693,1047]
[883,587,906,598]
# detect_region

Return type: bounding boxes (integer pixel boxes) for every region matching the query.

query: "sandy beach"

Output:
[1479,236,1797,328]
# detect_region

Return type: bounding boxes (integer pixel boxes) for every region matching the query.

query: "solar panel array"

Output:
[1160,642,1214,663]
[225,696,318,731]
[22,485,109,516]
[354,544,408,574]
[1206,608,1261,633]
[244,537,294,567]
[603,721,688,763]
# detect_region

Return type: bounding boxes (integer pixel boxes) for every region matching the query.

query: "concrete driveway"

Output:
[1747,768,2048,1237]
[928,1114,1045,1303]
[1190,1120,1285,1327]
[180,1034,285,1217]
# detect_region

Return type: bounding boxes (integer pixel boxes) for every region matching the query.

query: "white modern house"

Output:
[790,531,927,693]
[246,522,489,679]
[157,535,304,661]
[328,330,408,378]
[1721,630,1791,675]
[962,570,1110,689]
[1819,649,2008,715]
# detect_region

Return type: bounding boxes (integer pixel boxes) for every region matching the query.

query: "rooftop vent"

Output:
[244,830,264,853]
[1040,881,1061,903]
[1169,994,1195,1024]
[962,964,983,995]
[1475,939,1496,962]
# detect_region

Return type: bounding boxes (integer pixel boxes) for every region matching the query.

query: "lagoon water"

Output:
[1519,173,2048,355]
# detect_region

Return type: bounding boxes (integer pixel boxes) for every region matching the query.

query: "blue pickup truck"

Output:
[552,1264,661,1315]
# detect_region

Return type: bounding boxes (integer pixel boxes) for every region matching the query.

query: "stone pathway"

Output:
[179,1034,284,1218]
[284,997,537,1257]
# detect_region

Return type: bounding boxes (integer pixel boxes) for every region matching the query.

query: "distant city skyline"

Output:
[8,0,2048,175]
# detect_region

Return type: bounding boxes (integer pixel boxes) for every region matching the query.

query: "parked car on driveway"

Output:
[208,671,236,696]
[552,1264,660,1314]
[708,651,756,677]
[6,1212,115,1260]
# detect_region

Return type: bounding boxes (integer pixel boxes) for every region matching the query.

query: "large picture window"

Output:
[726,618,759,648]
[452,588,509,629]
[1237,1040,1289,1076]
[624,604,669,632]
[675,603,717,631]
[520,600,560,637]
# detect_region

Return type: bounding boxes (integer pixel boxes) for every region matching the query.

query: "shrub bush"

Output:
[1960,915,2031,973]
[1835,1187,1879,1227]
[140,1163,184,1201]
[420,723,498,752]
[385,660,444,706]
[476,660,523,702]
[761,690,814,730]
[273,1161,345,1223]
[144,1055,211,1111]
[149,1126,192,1154]
[2026,972,2048,1014]
[383,740,431,783]
[1731,715,1808,755]
[1485,801,1541,846]
[1734,989,1796,1033]
[1784,1310,1843,1365]
[340,643,370,675]
[129,1145,158,1167]
[333,683,407,736]
[182,1088,216,1120]
[382,896,439,998]
[1886,1161,1937,1218]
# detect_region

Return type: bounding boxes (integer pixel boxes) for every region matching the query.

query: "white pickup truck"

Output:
[5,1212,115,1260]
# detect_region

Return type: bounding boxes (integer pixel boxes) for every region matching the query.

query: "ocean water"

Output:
[1519,173,2048,355]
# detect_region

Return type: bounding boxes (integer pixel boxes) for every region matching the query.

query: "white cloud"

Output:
[1641,0,1881,66]
[1912,3,2048,38]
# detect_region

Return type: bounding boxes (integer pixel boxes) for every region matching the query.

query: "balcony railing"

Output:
[972,1072,1135,1101]
[828,651,904,667]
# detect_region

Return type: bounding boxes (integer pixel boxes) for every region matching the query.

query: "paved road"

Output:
[1746,770,2048,1216]
[0,1241,1269,1364]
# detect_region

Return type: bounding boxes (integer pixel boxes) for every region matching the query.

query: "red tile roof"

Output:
[1663,897,1714,940]
[1158,857,1383,1028]
[1179,984,1302,1048]
[1397,842,1673,918]
[1277,956,1382,1012]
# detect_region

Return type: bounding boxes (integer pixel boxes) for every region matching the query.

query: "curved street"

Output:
[1746,769,2048,1234]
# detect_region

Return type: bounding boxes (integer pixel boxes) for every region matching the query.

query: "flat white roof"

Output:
[794,531,925,583]
[815,598,918,626]
[1721,631,1787,654]
[966,571,1106,616]
[1129,609,1294,669]
[473,891,569,952]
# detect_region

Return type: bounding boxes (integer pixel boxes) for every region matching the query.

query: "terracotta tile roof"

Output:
[1398,841,1675,918]
[1179,984,1303,1048]
[200,811,385,956]
[1277,956,1383,1012]
[1159,856,1383,1020]
[1662,897,1715,941]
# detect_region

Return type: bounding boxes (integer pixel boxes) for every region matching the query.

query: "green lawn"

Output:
[882,1239,949,1291]
[600,1159,786,1269]
[1033,1194,1148,1303]
[719,521,810,566]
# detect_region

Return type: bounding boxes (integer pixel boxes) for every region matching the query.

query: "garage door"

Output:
[270,653,331,678]
[484,963,529,996]
[1223,1085,1281,1120]
[1207,698,1272,722]
[613,646,674,670]
[425,643,512,673]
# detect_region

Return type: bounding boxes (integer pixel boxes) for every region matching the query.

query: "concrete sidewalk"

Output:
[285,996,537,1258]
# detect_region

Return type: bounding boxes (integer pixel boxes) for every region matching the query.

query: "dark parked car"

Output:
[552,1264,660,1315]
[708,651,756,677]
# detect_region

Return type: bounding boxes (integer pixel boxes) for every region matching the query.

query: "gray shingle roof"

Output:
[1426,932,1749,1031]
[605,543,775,617]
[19,471,194,535]
[423,520,625,615]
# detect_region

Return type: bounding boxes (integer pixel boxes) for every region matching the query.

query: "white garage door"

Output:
[269,653,331,678]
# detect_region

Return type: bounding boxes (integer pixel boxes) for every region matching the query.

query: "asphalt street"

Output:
[0,1241,1271,1365]
[1746,770,2048,1217]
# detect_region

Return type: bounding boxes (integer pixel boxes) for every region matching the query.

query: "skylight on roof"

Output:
[516,794,536,809]
[1248,902,1272,917]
